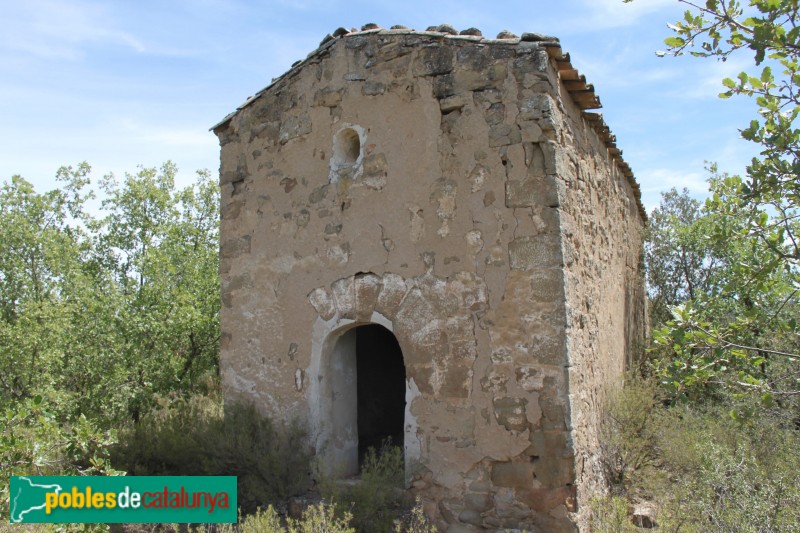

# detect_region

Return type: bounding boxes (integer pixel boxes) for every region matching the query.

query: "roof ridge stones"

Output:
[212,24,646,221]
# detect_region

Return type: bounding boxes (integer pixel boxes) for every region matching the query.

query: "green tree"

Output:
[0,165,121,507]
[627,0,800,409]
[0,162,220,489]
[648,173,800,412]
[657,0,800,272]
[94,163,220,420]
[0,164,94,402]
[645,186,716,327]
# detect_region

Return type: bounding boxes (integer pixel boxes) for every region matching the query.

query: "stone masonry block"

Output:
[528,430,569,458]
[508,236,562,270]
[539,395,567,430]
[493,397,529,432]
[464,493,494,513]
[491,462,536,490]
[452,64,508,93]
[354,273,382,321]
[518,94,556,121]
[533,456,575,487]
[375,273,408,319]
[505,176,559,208]
[220,235,251,259]
[278,113,311,144]
[529,268,564,302]
[221,273,251,309]
[413,45,454,77]
[488,124,521,147]
[307,287,336,320]
[362,152,388,178]
[331,276,356,319]
[313,88,343,107]
[518,486,572,513]
[439,363,472,399]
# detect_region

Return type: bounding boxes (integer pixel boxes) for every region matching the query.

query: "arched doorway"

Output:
[322,322,406,476]
[354,324,406,466]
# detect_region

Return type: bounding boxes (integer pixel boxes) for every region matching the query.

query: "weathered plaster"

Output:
[214,27,646,532]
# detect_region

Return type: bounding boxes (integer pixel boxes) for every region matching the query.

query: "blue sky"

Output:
[0,0,761,211]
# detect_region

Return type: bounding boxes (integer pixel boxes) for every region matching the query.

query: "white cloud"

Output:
[637,167,709,212]
[551,0,677,32]
[0,1,146,60]
[665,55,754,99]
[591,0,673,16]
[640,167,708,194]
[113,117,217,149]
[564,42,678,92]
[143,128,217,148]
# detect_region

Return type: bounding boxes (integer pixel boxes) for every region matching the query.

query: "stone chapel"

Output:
[213,23,647,532]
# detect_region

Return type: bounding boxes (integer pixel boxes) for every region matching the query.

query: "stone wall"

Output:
[549,69,647,528]
[214,27,645,532]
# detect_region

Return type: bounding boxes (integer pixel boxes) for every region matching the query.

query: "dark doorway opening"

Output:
[355,324,406,468]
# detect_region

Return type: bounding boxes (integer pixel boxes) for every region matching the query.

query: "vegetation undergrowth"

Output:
[593,377,800,532]
[0,499,437,533]
[111,392,312,514]
[218,443,436,533]
[219,503,355,533]
[319,443,413,533]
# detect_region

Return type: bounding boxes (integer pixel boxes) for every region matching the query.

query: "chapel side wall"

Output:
[426,41,578,532]
[553,82,647,526]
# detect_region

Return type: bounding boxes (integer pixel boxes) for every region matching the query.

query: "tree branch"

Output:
[695,323,800,360]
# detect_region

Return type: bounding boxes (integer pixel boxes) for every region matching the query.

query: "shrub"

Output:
[0,396,121,518]
[589,495,638,533]
[214,502,354,533]
[202,403,311,512]
[600,378,800,531]
[320,443,408,533]
[652,412,800,532]
[112,392,220,476]
[112,393,312,513]
[598,377,662,491]
[216,506,285,533]
[286,502,355,533]
[393,499,437,533]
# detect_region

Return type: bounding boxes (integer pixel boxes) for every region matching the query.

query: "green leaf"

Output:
[761,392,775,408]
[664,36,687,48]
